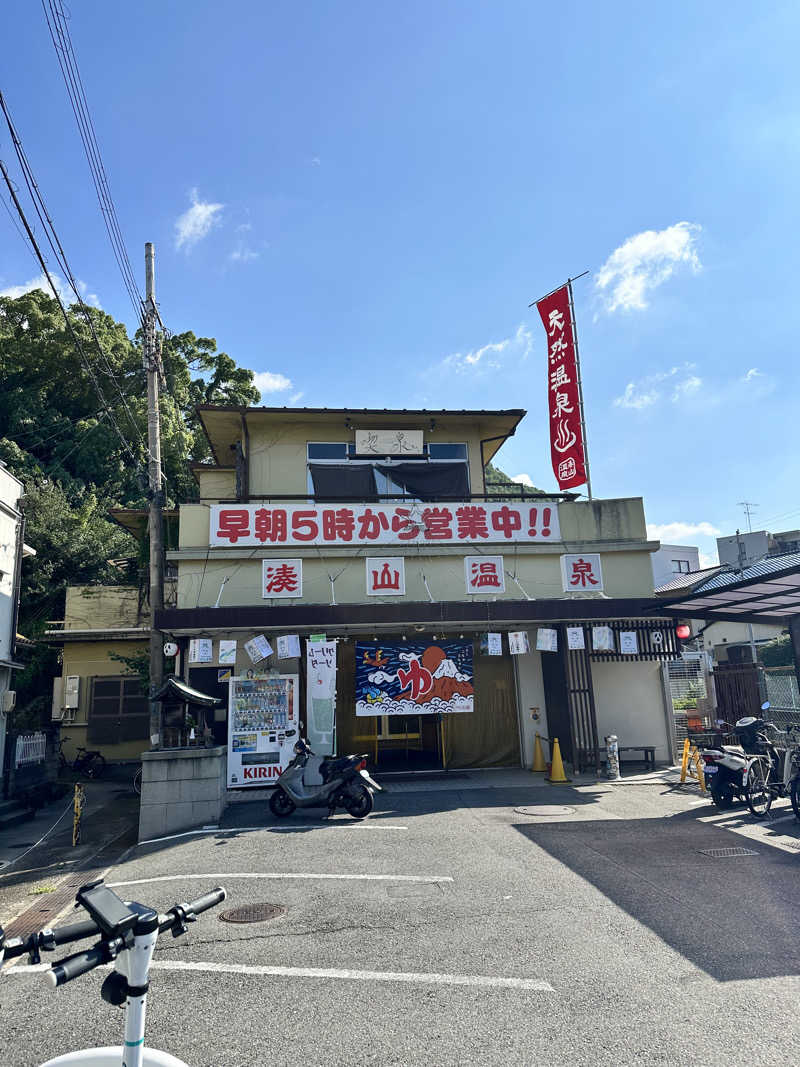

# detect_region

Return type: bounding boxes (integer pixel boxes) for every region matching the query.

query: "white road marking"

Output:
[267,825,408,832]
[109,872,453,888]
[152,960,553,991]
[6,959,553,991]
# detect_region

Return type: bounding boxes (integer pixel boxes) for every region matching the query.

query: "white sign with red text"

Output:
[210,502,560,548]
[464,555,505,595]
[560,553,603,593]
[262,558,303,599]
[366,557,405,596]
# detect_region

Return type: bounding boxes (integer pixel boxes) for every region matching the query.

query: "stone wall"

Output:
[138,745,227,842]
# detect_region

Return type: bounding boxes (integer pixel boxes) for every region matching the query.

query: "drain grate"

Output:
[697,846,759,858]
[514,805,577,817]
[219,902,286,924]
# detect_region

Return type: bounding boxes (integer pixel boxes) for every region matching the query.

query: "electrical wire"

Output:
[41,0,144,325]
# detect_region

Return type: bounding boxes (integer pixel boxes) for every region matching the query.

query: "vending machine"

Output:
[226,674,299,789]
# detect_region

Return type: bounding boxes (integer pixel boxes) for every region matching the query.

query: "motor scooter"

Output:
[269,738,381,820]
[700,702,772,810]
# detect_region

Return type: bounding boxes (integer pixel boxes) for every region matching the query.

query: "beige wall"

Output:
[513,643,546,767]
[591,659,671,763]
[195,468,236,500]
[699,620,784,653]
[58,638,149,762]
[65,586,144,629]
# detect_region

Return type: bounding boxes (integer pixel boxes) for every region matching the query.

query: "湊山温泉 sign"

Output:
[355,641,474,716]
[209,503,560,547]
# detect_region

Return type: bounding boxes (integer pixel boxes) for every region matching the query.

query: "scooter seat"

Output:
[320,756,355,781]
[720,744,745,755]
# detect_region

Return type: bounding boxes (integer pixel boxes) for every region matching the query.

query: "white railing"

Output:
[15,732,47,768]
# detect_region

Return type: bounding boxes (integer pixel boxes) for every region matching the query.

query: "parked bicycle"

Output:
[742,704,800,818]
[0,877,226,1066]
[58,739,106,779]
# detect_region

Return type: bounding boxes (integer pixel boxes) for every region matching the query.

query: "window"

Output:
[306,442,470,501]
[671,559,691,574]
[88,676,149,744]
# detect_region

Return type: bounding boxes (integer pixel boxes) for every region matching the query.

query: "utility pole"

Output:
[144,242,164,747]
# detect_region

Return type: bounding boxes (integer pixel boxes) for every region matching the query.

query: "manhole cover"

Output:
[697,847,759,858]
[514,805,577,817]
[219,903,286,924]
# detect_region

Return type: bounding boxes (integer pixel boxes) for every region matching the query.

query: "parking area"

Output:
[3,774,800,1065]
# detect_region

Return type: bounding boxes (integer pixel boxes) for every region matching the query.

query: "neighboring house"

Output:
[142,404,686,773]
[717,528,800,571]
[0,462,35,781]
[651,543,701,589]
[45,585,149,763]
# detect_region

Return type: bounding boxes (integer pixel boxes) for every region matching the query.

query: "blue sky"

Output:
[2,1,799,566]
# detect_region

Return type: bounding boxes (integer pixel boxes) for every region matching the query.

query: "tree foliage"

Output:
[0,288,260,721]
[485,463,544,496]
[758,633,794,668]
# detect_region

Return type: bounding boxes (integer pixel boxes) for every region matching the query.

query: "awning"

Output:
[655,552,800,626]
[154,676,223,708]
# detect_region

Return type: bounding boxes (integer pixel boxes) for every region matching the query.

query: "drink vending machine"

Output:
[226,674,299,788]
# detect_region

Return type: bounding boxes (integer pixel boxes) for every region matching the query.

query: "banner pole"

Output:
[567,277,593,501]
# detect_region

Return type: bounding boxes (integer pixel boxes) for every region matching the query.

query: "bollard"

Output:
[605,734,622,781]
[72,782,84,847]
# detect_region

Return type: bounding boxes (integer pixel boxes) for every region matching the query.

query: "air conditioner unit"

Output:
[1,690,16,713]
[64,675,80,710]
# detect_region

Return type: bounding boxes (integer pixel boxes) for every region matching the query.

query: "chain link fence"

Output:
[763,666,800,730]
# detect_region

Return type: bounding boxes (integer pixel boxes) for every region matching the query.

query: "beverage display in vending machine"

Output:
[227,674,299,788]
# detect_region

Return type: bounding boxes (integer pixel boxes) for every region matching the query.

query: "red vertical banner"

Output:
[536,285,587,490]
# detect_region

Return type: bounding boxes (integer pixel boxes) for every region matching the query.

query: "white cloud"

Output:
[311,156,321,166]
[743,367,761,382]
[511,473,535,488]
[698,551,718,569]
[229,244,259,263]
[175,188,224,250]
[614,364,702,409]
[288,391,305,405]
[1,273,100,307]
[647,521,721,543]
[252,371,293,398]
[595,221,702,313]
[442,323,532,373]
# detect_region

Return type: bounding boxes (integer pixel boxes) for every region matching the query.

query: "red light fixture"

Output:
[676,623,691,640]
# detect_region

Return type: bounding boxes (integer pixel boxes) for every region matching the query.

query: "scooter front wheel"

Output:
[345,783,374,820]
[269,788,296,818]
[791,776,800,822]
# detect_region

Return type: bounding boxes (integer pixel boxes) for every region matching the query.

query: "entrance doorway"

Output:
[335,639,520,771]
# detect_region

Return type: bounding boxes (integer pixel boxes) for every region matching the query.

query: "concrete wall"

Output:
[64,585,144,629]
[0,465,23,665]
[138,745,227,841]
[195,467,236,500]
[57,638,149,762]
[699,620,784,654]
[591,660,670,763]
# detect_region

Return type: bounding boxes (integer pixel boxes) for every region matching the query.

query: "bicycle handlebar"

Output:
[47,938,121,988]
[158,887,227,933]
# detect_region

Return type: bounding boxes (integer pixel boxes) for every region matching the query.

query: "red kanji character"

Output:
[216,509,251,543]
[291,510,319,542]
[358,508,390,541]
[570,558,598,587]
[470,561,502,588]
[264,563,300,594]
[490,506,522,539]
[456,505,489,540]
[321,508,355,542]
[421,507,453,540]
[397,658,433,700]
[391,508,420,541]
[254,508,287,543]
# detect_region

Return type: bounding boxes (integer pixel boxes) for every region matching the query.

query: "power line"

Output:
[0,150,141,472]
[41,0,145,326]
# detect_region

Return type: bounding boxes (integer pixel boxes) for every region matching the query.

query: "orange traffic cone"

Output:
[531,733,547,773]
[545,737,572,783]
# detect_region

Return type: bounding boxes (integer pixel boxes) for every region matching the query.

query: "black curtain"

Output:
[309,463,378,501]
[376,462,469,500]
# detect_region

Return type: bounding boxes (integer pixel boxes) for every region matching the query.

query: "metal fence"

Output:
[14,732,47,768]
[763,667,800,730]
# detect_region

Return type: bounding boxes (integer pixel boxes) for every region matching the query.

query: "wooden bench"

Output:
[599,745,656,771]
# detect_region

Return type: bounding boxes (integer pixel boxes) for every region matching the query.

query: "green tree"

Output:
[0,288,261,722]
[485,462,544,496]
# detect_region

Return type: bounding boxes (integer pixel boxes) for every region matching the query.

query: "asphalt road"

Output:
[3,776,800,1066]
